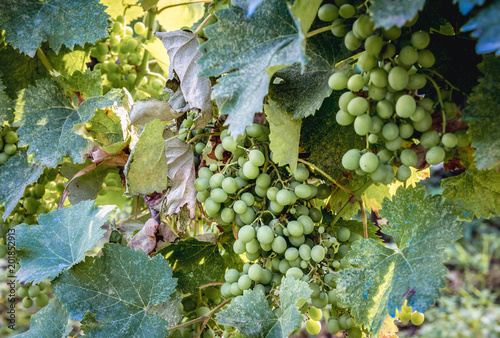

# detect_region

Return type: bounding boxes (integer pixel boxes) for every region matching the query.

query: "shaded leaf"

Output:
[368,0,426,29]
[160,238,226,294]
[125,119,169,195]
[0,0,109,57]
[330,220,382,244]
[0,76,13,123]
[462,54,500,168]
[164,134,197,218]
[14,299,71,338]
[462,0,500,55]
[337,186,462,335]
[14,80,121,167]
[264,100,301,173]
[53,244,177,337]
[157,30,213,129]
[84,107,130,154]
[129,98,181,126]
[234,0,265,16]
[453,0,486,14]
[0,150,44,220]
[198,0,309,135]
[128,218,165,254]
[15,201,114,284]
[441,169,500,221]
[57,69,103,99]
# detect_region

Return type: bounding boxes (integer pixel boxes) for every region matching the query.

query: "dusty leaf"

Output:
[129,98,181,126]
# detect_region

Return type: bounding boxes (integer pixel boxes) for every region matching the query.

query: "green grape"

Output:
[269,201,284,215]
[306,320,321,335]
[388,66,409,91]
[420,130,440,148]
[412,112,433,132]
[344,31,361,50]
[418,97,434,111]
[233,239,246,254]
[246,238,259,253]
[238,274,252,290]
[294,165,310,182]
[328,72,349,90]
[359,152,379,173]
[4,143,16,155]
[293,184,311,199]
[408,74,427,90]
[214,144,225,160]
[134,22,146,35]
[28,284,40,298]
[34,183,45,198]
[376,100,394,119]
[443,101,458,119]
[400,149,418,167]
[311,245,326,262]
[285,247,299,261]
[396,94,417,118]
[336,109,356,127]
[318,4,339,21]
[381,43,397,59]
[347,327,363,338]
[354,114,372,136]
[347,97,369,116]
[358,51,377,71]
[18,286,29,298]
[418,49,435,68]
[308,306,323,321]
[238,225,256,243]
[210,188,228,203]
[257,226,274,244]
[221,136,237,152]
[204,198,221,216]
[272,236,287,254]
[194,142,205,155]
[266,187,279,201]
[385,136,403,151]
[339,4,355,18]
[382,123,399,141]
[245,123,263,137]
[225,269,240,283]
[365,34,383,55]
[370,163,391,183]
[242,162,259,179]
[256,173,271,189]
[399,45,418,65]
[248,264,262,281]
[151,78,164,91]
[22,297,33,308]
[197,191,209,203]
[426,146,445,165]
[411,311,425,325]
[368,84,387,101]
[35,294,48,308]
[241,192,255,206]
[368,134,378,143]
[342,149,361,170]
[249,149,265,166]
[23,196,39,214]
[327,318,341,334]
[456,130,471,147]
[399,123,414,139]
[370,67,388,87]
[230,282,242,296]
[396,165,412,181]
[285,267,304,279]
[347,74,365,92]
[331,19,348,37]
[339,91,356,111]
[194,177,209,192]
[411,31,430,49]
[221,207,235,223]
[221,177,238,194]
[5,131,18,144]
[276,189,293,206]
[209,173,224,188]
[337,227,351,242]
[299,244,311,261]
[399,310,411,322]
[287,221,304,237]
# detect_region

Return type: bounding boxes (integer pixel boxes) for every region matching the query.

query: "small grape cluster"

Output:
[193,123,365,336]
[0,126,19,166]
[91,15,166,99]
[317,1,471,184]
[395,300,425,326]
[16,280,50,309]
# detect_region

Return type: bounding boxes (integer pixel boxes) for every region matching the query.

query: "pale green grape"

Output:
[354,114,372,135]
[413,112,433,132]
[370,67,388,87]
[242,162,259,179]
[411,311,425,325]
[306,320,321,335]
[331,19,347,37]
[365,34,383,55]
[411,31,430,49]
[347,74,365,92]
[339,91,356,111]
[420,130,440,148]
[426,146,445,165]
[257,226,274,244]
[248,264,262,281]
[400,149,418,167]
[328,72,349,90]
[385,136,403,151]
[249,149,265,166]
[318,4,339,21]
[359,152,379,173]
[382,123,399,141]
[396,94,417,118]
[376,100,394,119]
[336,110,355,125]
[456,130,471,147]
[238,225,256,243]
[399,123,414,138]
[347,97,369,116]
[342,149,361,170]
[339,4,355,18]
[344,31,361,50]
[418,49,435,68]
[358,51,377,71]
[396,165,412,181]
[311,245,326,262]
[399,45,419,65]
[388,66,409,91]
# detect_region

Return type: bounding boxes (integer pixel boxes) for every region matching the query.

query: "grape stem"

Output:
[165,131,188,143]
[306,23,345,39]
[167,298,231,332]
[359,200,368,239]
[199,282,224,289]
[188,132,220,144]
[423,69,464,95]
[36,47,55,74]
[195,13,215,35]
[297,158,353,195]
[423,74,446,134]
[158,0,213,14]
[131,9,157,96]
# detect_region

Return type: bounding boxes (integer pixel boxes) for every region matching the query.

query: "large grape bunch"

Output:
[320,0,471,184]
[189,122,364,337]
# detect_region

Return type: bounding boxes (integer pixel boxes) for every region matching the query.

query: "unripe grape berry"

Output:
[318,4,339,21]
[328,72,349,90]
[306,320,321,335]
[342,149,361,170]
[359,152,379,173]
[411,311,425,325]
[411,31,430,49]
[426,146,445,165]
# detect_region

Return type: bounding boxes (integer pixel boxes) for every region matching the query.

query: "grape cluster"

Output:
[395,300,425,326]
[0,126,19,166]
[318,1,471,184]
[91,15,166,99]
[193,123,364,336]
[16,280,50,309]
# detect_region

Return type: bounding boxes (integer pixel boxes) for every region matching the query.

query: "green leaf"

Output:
[14,200,114,284]
[289,0,322,35]
[0,76,13,124]
[453,0,486,14]
[53,244,177,337]
[125,119,169,195]
[160,238,226,294]
[441,169,500,221]
[462,54,500,169]
[156,0,205,32]
[330,220,382,244]
[0,0,110,57]
[100,0,143,22]
[301,94,365,178]
[268,31,349,119]
[14,299,71,338]
[368,0,426,29]
[198,0,308,135]
[57,69,103,99]
[0,150,44,220]
[157,30,213,129]
[142,36,170,76]
[46,45,91,78]
[264,100,301,173]
[217,277,312,337]
[84,107,130,154]
[337,186,462,335]
[462,0,500,54]
[14,80,121,167]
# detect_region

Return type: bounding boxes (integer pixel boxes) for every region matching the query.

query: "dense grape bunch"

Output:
[323,1,471,184]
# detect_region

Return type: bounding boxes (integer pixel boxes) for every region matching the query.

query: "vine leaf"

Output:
[83,107,130,155]
[14,80,121,168]
[453,0,486,14]
[441,169,500,221]
[0,76,13,123]
[368,0,426,29]
[129,99,181,126]
[14,201,114,284]
[264,100,301,173]
[330,220,382,243]
[156,1,205,32]
[337,186,462,335]
[461,0,500,55]
[0,0,109,57]
[125,119,169,196]
[53,244,177,338]
[157,30,213,129]
[164,133,197,218]
[14,299,71,338]
[198,0,318,135]
[462,54,500,169]
[142,36,170,76]
[56,69,103,100]
[100,0,143,22]
[236,0,265,16]
[217,277,312,337]
[159,238,226,294]
[0,150,44,220]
